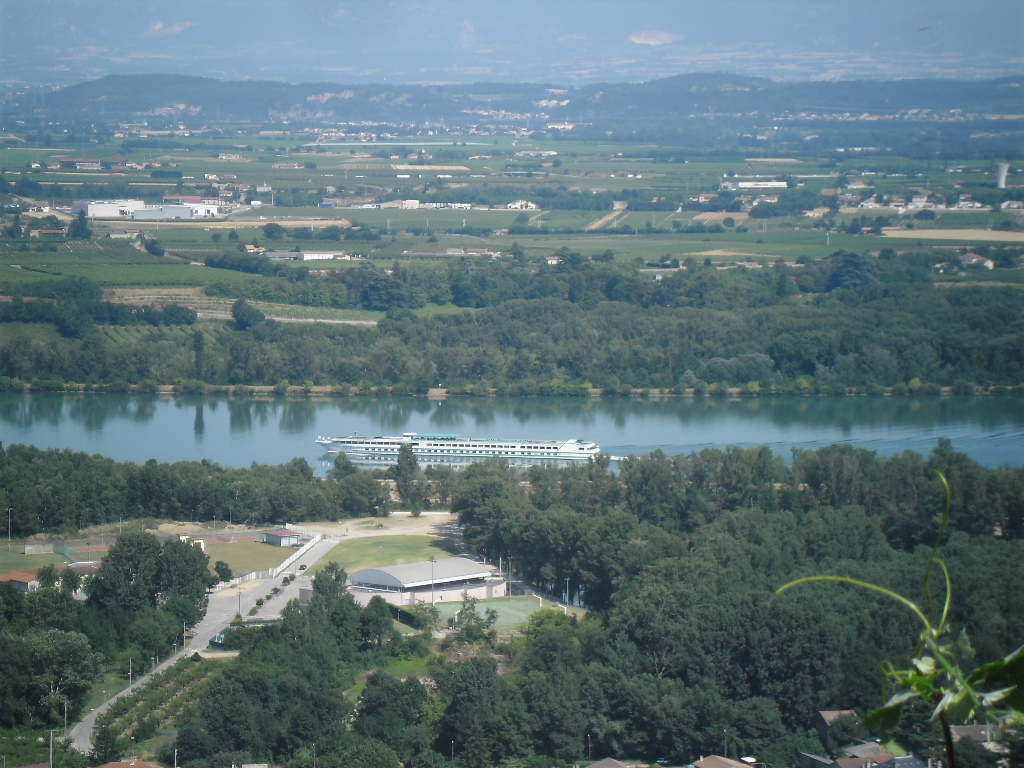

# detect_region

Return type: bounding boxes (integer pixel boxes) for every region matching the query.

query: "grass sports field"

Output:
[433,595,579,630]
[312,534,458,575]
[0,545,69,575]
[204,541,292,575]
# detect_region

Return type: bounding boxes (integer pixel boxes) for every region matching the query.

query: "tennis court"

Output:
[433,594,570,630]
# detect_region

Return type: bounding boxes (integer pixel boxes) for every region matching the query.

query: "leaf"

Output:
[864,689,919,733]
[935,687,974,722]
[980,687,1014,707]
[967,644,1024,714]
[914,656,937,675]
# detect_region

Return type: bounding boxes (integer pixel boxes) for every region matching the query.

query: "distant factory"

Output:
[72,199,221,220]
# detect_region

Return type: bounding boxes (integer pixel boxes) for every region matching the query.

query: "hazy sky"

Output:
[2,0,1022,87]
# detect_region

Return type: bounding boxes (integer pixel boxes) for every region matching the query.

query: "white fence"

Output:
[207,529,322,591]
[285,523,322,538]
[270,533,322,577]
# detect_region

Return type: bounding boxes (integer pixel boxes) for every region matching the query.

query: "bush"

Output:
[951,379,977,395]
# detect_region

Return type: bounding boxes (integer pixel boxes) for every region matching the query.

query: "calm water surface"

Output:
[0,393,1021,473]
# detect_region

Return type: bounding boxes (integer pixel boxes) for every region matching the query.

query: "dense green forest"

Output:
[1,440,1022,768]
[2,249,1023,394]
[167,442,1021,768]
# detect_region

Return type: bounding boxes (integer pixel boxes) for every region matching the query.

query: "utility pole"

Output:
[7,507,11,551]
[429,556,436,605]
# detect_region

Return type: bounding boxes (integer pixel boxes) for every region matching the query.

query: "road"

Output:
[195,310,376,325]
[69,512,454,753]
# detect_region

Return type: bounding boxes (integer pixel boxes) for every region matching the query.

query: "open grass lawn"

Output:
[0,545,69,575]
[312,534,455,575]
[204,540,292,575]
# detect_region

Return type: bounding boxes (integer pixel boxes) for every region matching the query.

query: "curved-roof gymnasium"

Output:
[348,557,491,593]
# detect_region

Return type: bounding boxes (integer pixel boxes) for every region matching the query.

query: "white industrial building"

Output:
[73,200,219,220]
[307,556,507,607]
[72,200,146,218]
[134,203,220,220]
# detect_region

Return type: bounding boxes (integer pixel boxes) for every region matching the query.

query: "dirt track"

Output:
[881,227,1024,243]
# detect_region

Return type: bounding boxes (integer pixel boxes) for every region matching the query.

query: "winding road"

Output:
[69,512,453,753]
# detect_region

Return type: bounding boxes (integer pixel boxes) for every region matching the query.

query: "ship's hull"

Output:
[315,433,599,463]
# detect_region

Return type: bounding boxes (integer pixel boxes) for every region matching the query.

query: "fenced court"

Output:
[433,595,570,630]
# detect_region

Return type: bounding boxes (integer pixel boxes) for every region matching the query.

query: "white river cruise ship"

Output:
[315,432,600,463]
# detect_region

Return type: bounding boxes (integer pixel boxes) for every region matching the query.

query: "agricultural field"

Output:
[94,656,228,753]
[3,128,1021,329]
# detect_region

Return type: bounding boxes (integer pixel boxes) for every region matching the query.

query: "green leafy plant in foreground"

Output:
[777,473,1024,768]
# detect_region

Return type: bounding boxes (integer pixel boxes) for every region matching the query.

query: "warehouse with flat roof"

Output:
[345,556,505,607]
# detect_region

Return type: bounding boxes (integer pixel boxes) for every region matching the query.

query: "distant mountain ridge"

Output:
[29,72,1024,124]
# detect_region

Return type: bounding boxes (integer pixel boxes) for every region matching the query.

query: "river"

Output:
[0,393,1022,472]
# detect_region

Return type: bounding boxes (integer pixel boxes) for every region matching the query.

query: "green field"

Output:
[2,129,1019,324]
[312,534,457,575]
[204,540,292,575]
[434,595,584,630]
[0,545,69,575]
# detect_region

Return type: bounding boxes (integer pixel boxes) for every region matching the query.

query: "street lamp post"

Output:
[7,506,11,552]
[429,556,436,605]
[565,576,570,606]
[587,733,591,760]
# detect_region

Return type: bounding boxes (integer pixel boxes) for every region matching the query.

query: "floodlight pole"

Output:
[7,506,11,552]
[429,556,436,605]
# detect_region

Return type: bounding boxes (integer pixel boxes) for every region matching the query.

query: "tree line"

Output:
[1,250,1022,393]
[0,276,196,340]
[0,443,389,539]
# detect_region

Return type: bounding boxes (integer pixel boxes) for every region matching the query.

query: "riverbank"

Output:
[3,380,1022,398]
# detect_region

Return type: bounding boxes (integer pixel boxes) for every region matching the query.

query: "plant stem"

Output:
[940,710,957,768]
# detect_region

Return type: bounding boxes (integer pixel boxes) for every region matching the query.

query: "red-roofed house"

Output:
[0,569,41,592]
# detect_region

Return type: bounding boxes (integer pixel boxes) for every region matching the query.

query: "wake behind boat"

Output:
[315,432,600,463]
